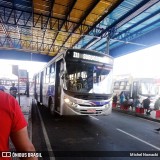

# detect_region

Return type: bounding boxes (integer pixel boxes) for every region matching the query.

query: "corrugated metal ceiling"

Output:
[0,0,159,58]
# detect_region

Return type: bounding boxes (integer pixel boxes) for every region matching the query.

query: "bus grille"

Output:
[74,95,109,100]
[78,104,103,107]
[79,110,103,114]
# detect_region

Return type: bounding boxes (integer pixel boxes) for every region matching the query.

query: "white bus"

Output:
[33,48,114,116]
[113,76,158,108]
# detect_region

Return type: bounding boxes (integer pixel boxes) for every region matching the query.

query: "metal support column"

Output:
[106,35,110,55]
[26,72,29,97]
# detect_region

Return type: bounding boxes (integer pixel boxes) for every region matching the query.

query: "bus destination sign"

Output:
[73,51,113,64]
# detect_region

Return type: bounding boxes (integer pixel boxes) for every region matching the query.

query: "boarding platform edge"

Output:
[112,107,160,123]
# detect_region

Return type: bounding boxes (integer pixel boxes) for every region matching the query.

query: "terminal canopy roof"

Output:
[0,0,160,61]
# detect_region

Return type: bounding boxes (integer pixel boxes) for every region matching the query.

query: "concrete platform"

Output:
[9,95,32,154]
[18,95,32,124]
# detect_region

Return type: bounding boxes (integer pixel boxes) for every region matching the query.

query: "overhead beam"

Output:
[72,0,125,48]
[48,0,77,54]
[82,0,159,49]
[39,0,55,51]
[92,7,160,51]
[0,49,52,62]
[55,0,101,55]
[0,5,102,33]
[98,18,160,52]
[0,36,67,54]
[110,27,160,58]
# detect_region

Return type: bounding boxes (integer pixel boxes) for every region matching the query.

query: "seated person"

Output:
[77,76,83,83]
[77,77,83,89]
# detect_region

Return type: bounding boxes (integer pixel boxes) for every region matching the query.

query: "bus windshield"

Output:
[139,82,157,96]
[64,62,113,94]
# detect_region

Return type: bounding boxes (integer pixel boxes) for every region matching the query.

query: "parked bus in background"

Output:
[155,78,160,96]
[113,75,158,108]
[0,78,27,95]
[33,48,114,116]
[0,78,17,93]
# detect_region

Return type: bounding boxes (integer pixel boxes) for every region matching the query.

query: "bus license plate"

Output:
[87,109,96,113]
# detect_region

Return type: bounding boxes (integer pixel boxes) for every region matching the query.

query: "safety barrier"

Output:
[120,104,129,110]
[135,108,144,114]
[112,102,160,119]
[150,110,160,119]
[112,103,117,108]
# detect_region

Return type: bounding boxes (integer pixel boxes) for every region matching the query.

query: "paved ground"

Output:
[32,104,160,160]
[112,106,160,123]
[9,96,160,160]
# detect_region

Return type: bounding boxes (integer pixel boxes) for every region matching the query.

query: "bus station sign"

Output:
[12,65,19,76]
[19,69,28,82]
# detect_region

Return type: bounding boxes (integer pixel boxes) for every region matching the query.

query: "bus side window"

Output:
[50,64,55,83]
[46,67,50,83]
[132,82,138,98]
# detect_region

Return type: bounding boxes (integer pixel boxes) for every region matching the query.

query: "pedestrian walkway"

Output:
[112,105,160,123]
[19,95,32,124]
[9,95,32,153]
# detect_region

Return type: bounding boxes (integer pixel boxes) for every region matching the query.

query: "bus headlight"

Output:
[105,104,109,109]
[64,98,70,103]
[64,98,76,107]
[105,102,112,108]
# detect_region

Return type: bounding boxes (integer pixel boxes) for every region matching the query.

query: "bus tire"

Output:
[37,101,40,106]
[49,98,55,116]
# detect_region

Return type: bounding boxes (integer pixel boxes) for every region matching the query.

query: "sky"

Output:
[0,59,46,80]
[0,43,160,80]
[113,44,160,78]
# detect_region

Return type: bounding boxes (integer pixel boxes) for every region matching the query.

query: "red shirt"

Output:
[0,91,27,159]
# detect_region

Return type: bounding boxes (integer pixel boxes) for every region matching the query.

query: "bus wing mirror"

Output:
[61,71,68,79]
[60,71,64,79]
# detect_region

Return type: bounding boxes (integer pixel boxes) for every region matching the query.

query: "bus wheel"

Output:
[49,99,55,116]
[37,101,40,106]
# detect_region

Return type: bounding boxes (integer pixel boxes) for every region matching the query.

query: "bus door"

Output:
[40,71,43,103]
[34,75,38,100]
[55,60,63,112]
[132,81,138,99]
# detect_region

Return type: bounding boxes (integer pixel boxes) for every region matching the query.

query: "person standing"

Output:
[112,94,118,107]
[154,97,160,132]
[132,96,141,110]
[119,91,125,105]
[119,91,126,109]
[142,96,151,115]
[0,91,37,160]
[133,96,141,107]
[10,83,17,98]
[154,97,160,110]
